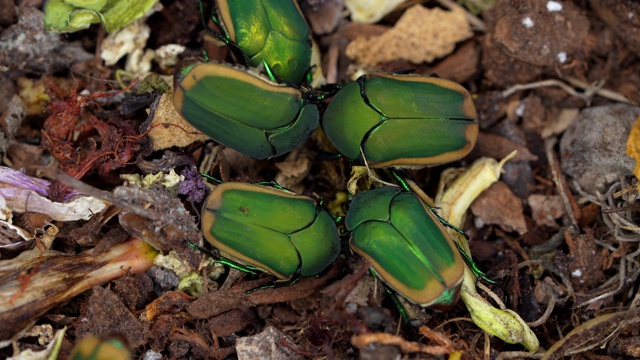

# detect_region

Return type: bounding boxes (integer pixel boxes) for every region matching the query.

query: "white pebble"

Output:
[522,16,534,28]
[557,52,567,63]
[571,269,582,278]
[547,1,563,12]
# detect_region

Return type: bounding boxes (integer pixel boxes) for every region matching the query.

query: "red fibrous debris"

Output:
[42,81,147,201]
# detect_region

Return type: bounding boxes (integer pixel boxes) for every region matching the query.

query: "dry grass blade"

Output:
[541,307,640,359]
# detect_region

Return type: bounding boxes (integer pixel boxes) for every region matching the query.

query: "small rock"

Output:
[141,349,163,360]
[560,104,640,192]
[147,266,179,294]
[236,326,303,360]
[0,7,91,77]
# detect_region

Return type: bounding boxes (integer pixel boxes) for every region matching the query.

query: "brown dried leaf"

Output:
[148,93,209,151]
[274,150,311,193]
[471,181,527,235]
[528,194,565,228]
[475,132,538,162]
[430,41,480,84]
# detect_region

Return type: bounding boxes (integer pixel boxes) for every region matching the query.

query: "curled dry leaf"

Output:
[434,153,538,352]
[0,166,105,223]
[345,5,472,66]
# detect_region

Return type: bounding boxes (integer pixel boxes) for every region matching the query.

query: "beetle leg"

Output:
[360,147,399,189]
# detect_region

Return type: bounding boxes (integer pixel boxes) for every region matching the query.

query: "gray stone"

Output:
[236,326,303,360]
[560,104,640,192]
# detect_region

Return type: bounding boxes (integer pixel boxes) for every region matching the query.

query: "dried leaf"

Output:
[528,194,565,228]
[148,93,209,151]
[471,181,527,235]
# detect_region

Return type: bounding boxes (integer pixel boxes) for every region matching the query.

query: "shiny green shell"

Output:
[321,73,478,168]
[201,182,341,280]
[215,0,312,84]
[346,187,464,307]
[69,336,131,360]
[173,61,319,159]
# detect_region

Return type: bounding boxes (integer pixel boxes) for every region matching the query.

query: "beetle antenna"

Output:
[360,148,398,189]
[391,68,416,75]
[200,173,223,185]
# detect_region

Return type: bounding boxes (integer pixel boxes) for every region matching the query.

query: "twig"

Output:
[496,229,530,261]
[350,325,455,355]
[577,256,640,307]
[502,78,634,106]
[544,138,579,227]
[563,76,636,104]
[477,282,506,310]
[527,291,556,327]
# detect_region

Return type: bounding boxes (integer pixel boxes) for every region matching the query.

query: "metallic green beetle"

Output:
[201,182,341,280]
[213,0,312,85]
[69,336,131,360]
[321,73,479,168]
[346,187,465,308]
[173,61,319,159]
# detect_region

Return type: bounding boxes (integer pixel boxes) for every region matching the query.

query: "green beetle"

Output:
[321,73,478,168]
[69,336,131,360]
[201,182,341,280]
[212,0,312,85]
[173,61,319,159]
[346,186,464,308]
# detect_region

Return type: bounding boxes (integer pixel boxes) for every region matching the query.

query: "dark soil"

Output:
[1,0,640,359]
